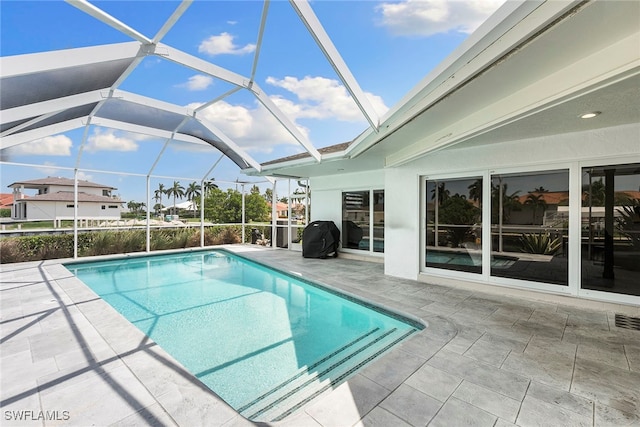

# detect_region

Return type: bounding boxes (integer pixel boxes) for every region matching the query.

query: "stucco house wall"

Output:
[311,170,385,232]
[21,200,121,221]
[310,123,640,294]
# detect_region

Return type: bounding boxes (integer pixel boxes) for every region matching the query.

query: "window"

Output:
[108,205,118,209]
[66,204,75,208]
[581,163,640,296]
[425,177,482,273]
[490,170,569,286]
[102,189,111,197]
[342,190,384,253]
[101,205,106,210]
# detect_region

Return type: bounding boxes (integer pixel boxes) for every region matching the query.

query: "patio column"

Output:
[241,184,246,244]
[288,179,292,250]
[73,170,78,259]
[146,175,151,252]
[272,180,277,247]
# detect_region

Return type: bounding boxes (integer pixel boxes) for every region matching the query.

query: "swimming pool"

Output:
[65,250,421,421]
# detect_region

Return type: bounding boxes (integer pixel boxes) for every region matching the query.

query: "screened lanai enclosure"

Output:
[0,0,379,259]
[1,0,639,307]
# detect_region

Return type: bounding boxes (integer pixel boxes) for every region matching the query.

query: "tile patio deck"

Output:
[1,245,639,426]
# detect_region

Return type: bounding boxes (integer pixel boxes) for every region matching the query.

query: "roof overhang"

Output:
[247,0,640,178]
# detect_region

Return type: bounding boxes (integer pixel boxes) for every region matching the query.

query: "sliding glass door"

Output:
[581,163,640,296]
[425,177,482,274]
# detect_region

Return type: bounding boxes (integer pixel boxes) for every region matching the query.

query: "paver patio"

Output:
[1,245,639,426]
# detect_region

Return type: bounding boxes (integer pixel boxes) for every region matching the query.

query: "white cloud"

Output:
[180,74,214,91]
[188,100,302,154]
[198,32,256,56]
[85,129,138,152]
[376,0,505,37]
[266,76,389,121]
[35,161,64,176]
[76,171,94,182]
[3,135,72,157]
[187,75,387,155]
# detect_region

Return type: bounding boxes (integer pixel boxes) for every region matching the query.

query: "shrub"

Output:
[0,208,11,218]
[0,225,249,264]
[0,234,74,262]
[519,232,563,255]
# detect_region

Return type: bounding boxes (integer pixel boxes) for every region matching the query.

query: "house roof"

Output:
[0,193,14,208]
[262,142,352,167]
[1,2,638,182]
[517,191,569,206]
[249,1,640,178]
[23,191,123,204]
[8,176,116,190]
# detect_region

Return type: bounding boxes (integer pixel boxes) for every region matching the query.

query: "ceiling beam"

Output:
[251,82,321,162]
[250,0,270,84]
[1,90,104,123]
[157,44,248,88]
[153,0,193,44]
[196,118,263,172]
[345,0,580,159]
[0,42,140,77]
[65,0,152,44]
[290,0,380,132]
[0,119,84,150]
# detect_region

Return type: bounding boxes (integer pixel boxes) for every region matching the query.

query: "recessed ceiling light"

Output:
[580,111,601,119]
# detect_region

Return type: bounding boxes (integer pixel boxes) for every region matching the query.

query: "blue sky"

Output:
[1,0,504,203]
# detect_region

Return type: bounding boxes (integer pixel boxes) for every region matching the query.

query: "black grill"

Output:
[615,314,640,331]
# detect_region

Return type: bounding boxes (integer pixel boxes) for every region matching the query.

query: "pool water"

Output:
[427,250,517,268]
[66,250,421,421]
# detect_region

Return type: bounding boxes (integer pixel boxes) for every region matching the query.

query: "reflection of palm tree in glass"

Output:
[431,182,450,204]
[468,179,482,204]
[584,178,605,207]
[491,183,520,223]
[525,193,548,224]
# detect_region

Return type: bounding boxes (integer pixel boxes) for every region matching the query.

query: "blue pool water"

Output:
[65,250,421,421]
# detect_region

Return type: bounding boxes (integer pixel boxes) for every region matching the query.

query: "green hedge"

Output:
[0,226,243,264]
[0,208,11,218]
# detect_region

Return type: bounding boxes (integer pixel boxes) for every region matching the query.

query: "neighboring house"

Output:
[8,177,123,221]
[268,202,290,219]
[0,193,15,210]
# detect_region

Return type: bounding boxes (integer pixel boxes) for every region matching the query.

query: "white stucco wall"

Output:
[18,201,121,221]
[310,170,385,234]
[44,184,106,196]
[384,123,640,281]
[310,123,640,284]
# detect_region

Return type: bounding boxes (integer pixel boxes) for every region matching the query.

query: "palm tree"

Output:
[185,181,202,217]
[203,180,218,195]
[155,183,166,216]
[525,193,548,224]
[468,179,482,204]
[165,181,185,216]
[153,191,162,215]
[431,182,450,204]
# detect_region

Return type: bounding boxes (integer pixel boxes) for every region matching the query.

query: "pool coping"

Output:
[5,245,435,426]
[5,245,638,426]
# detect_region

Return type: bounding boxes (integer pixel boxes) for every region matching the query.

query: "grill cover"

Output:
[302,221,340,259]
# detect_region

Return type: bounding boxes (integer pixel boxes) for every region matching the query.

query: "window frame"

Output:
[341,188,384,257]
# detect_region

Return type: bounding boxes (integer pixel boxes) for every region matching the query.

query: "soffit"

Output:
[254,0,640,177]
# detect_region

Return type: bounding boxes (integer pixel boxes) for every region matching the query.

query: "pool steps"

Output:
[238,327,416,422]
